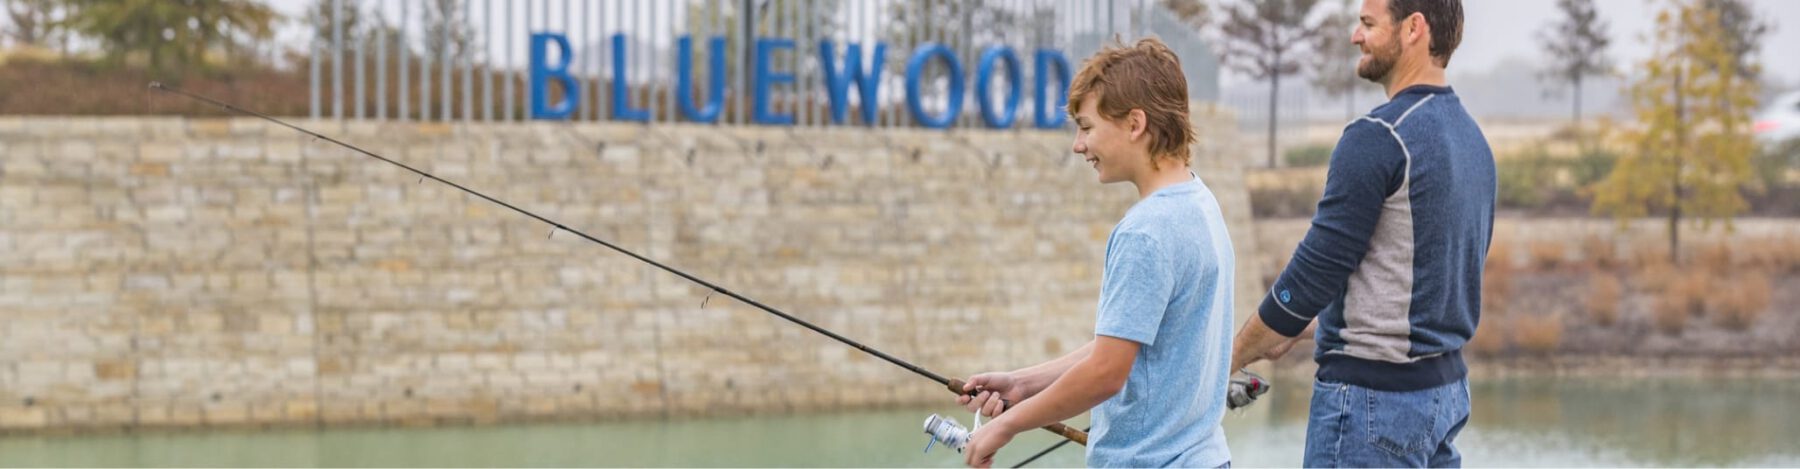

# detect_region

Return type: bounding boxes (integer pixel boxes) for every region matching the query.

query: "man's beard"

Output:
[1357,32,1402,82]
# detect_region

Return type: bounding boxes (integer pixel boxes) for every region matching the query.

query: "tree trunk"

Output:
[1669,196,1682,265]
[1268,73,1280,168]
[1669,68,1686,265]
[1573,74,1584,153]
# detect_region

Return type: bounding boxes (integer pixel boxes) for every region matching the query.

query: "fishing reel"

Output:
[922,413,975,454]
[1228,369,1271,410]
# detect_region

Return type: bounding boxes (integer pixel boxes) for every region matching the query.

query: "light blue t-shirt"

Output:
[1088,178,1235,468]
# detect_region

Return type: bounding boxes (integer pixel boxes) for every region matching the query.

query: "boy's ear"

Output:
[1129,109,1149,142]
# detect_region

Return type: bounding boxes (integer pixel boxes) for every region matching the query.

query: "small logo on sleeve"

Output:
[1279,289,1292,303]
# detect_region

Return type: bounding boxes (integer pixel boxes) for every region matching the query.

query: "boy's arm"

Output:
[986,336,1136,432]
[1010,339,1094,395]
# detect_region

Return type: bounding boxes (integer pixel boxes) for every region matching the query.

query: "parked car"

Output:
[1757,91,1800,145]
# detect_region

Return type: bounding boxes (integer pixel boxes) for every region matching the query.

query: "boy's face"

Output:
[1070,94,1148,184]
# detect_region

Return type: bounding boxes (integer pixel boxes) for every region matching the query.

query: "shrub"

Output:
[1283,144,1335,167]
[1527,240,1568,271]
[1579,235,1620,270]
[1483,243,1514,314]
[1497,148,1557,210]
[1694,242,1734,273]
[1708,271,1772,330]
[1653,288,1690,335]
[1570,149,1620,187]
[1468,316,1509,356]
[1512,314,1565,353]
[1586,274,1622,326]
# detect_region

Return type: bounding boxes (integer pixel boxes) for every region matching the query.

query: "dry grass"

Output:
[1483,242,1516,315]
[1653,289,1690,335]
[1585,274,1622,326]
[1580,235,1621,270]
[1629,240,1676,270]
[1653,271,1710,335]
[1468,316,1509,356]
[1512,313,1565,353]
[1632,261,1679,291]
[1526,240,1568,271]
[1739,239,1800,274]
[1694,242,1734,273]
[1708,271,1773,330]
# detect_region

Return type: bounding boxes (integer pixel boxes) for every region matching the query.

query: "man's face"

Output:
[1070,94,1144,184]
[1354,0,1404,83]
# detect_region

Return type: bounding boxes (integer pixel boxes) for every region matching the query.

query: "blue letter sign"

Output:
[529,33,578,120]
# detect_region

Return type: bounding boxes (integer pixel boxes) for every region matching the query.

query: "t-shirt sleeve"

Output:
[1094,231,1175,346]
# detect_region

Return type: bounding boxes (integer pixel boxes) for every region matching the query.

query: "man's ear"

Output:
[1406,12,1428,49]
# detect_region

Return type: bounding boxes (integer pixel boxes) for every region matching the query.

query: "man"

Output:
[954,38,1235,468]
[1231,0,1493,467]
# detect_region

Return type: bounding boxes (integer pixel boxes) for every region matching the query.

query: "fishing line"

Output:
[148,81,1087,448]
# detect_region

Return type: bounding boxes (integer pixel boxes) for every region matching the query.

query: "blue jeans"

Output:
[1303,378,1470,468]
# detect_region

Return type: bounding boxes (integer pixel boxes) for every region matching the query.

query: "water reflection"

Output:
[0,377,1795,467]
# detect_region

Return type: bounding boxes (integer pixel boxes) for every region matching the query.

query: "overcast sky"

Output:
[1218,0,1799,86]
[261,0,1796,87]
[1463,0,1795,81]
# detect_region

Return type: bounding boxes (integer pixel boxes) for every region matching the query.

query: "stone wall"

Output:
[0,114,1257,432]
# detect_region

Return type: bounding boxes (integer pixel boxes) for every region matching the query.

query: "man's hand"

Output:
[956,372,1026,418]
[1231,314,1314,371]
[963,420,1020,468]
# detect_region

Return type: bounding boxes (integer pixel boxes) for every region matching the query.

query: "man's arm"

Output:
[1232,315,1315,371]
[1255,121,1406,339]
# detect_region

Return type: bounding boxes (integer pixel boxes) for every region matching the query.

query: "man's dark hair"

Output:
[1387,0,1464,67]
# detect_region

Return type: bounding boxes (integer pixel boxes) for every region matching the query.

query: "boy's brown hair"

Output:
[1067,37,1195,166]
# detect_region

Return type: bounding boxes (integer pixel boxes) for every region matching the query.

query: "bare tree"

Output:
[1700,0,1771,81]
[5,0,51,46]
[422,0,472,63]
[1538,0,1612,146]
[1309,0,1360,121]
[1215,0,1331,168]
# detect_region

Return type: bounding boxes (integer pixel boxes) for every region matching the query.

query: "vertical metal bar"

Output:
[401,0,411,122]
[632,0,641,121]
[714,0,722,123]
[463,0,474,122]
[333,0,344,120]
[355,10,366,121]
[599,0,611,122]
[652,0,663,123]
[441,0,452,122]
[483,0,493,122]
[377,6,388,122]
[311,37,321,120]
[782,0,790,124]
[960,0,968,129]
[1107,0,1115,41]
[737,0,750,125]
[803,0,810,127]
[506,0,515,121]
[580,0,591,122]
[421,0,433,121]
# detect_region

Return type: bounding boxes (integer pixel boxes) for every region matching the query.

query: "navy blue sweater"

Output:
[1258,85,1496,392]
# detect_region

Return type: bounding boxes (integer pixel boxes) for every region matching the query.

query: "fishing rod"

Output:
[147,82,1088,449]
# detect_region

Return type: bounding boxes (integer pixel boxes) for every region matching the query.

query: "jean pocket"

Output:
[1364,386,1440,458]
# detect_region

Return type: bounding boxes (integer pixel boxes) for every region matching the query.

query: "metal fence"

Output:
[306,0,1219,129]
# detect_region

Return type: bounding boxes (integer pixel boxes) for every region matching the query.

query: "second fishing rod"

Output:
[148,81,1088,448]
